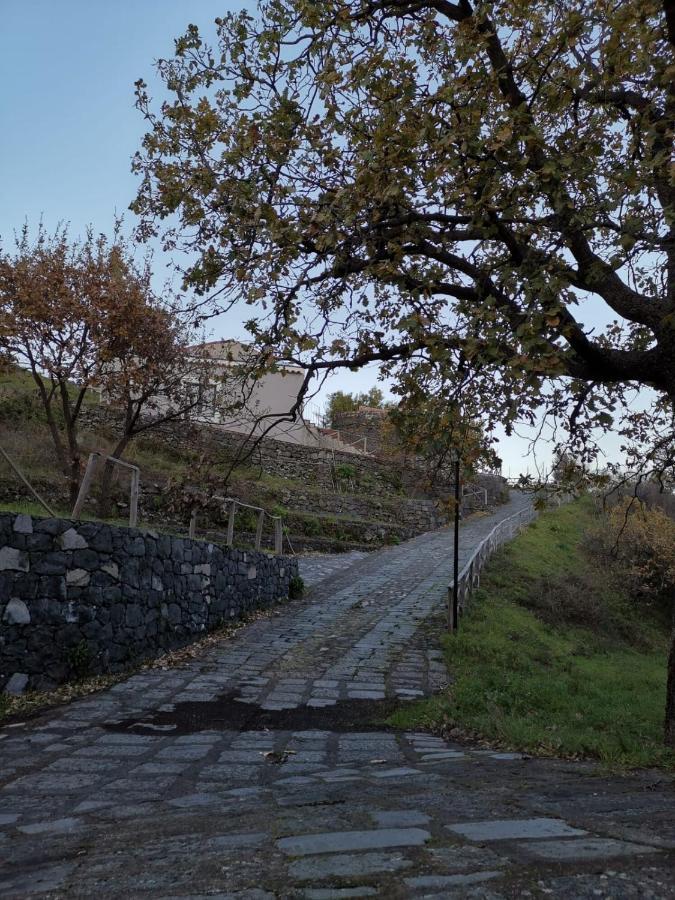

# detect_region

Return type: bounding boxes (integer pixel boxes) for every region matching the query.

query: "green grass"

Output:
[389,499,675,769]
[0,500,64,517]
[0,500,175,537]
[0,363,99,408]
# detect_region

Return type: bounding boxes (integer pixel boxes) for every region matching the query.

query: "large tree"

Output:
[132,0,675,739]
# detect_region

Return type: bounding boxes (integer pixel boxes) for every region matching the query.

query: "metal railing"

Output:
[462,483,488,509]
[72,452,140,527]
[448,503,536,630]
[319,427,368,453]
[190,497,284,556]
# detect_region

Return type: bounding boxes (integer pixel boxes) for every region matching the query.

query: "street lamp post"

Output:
[452,452,461,631]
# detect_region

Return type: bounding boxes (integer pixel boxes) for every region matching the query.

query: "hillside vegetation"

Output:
[390,498,675,769]
[0,365,449,552]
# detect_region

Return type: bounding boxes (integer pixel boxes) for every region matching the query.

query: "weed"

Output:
[66,640,92,680]
[302,518,322,537]
[334,463,356,480]
[289,575,305,599]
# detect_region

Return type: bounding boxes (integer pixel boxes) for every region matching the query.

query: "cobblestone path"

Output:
[296,551,368,590]
[1,494,674,898]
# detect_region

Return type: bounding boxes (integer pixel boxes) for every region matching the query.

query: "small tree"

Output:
[93,285,215,518]
[0,226,115,502]
[0,225,211,507]
[326,387,387,425]
[389,392,495,487]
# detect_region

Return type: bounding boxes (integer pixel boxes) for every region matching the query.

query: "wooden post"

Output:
[129,466,140,528]
[255,509,265,551]
[189,508,198,540]
[274,518,283,556]
[0,443,56,517]
[226,501,236,547]
[72,452,101,520]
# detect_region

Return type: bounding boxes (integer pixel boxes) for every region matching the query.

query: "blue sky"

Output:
[0,1,244,241]
[0,1,599,476]
[0,0,386,413]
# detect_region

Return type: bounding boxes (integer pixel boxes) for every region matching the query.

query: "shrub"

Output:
[289,575,304,599]
[594,500,675,613]
[0,392,44,423]
[302,518,322,536]
[334,463,356,480]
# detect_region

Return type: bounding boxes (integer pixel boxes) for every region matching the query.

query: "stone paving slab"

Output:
[513,837,657,862]
[1,494,674,897]
[277,827,432,856]
[446,817,587,841]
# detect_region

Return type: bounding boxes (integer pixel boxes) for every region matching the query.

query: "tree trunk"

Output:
[68,454,82,508]
[96,459,116,520]
[665,597,675,748]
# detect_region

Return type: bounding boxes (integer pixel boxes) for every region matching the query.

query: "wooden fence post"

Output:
[129,467,140,528]
[255,509,265,551]
[226,501,236,547]
[189,508,198,540]
[274,518,283,555]
[72,453,101,520]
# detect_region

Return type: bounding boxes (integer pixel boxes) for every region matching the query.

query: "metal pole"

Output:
[452,455,461,632]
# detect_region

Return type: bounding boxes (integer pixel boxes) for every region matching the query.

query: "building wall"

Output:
[187,341,323,446]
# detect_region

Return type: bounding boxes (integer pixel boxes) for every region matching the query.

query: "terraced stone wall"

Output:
[0,513,297,695]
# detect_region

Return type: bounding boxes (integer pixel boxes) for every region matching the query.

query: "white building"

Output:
[187,340,360,451]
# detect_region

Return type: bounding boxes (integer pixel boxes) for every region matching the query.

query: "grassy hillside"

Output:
[0,366,440,551]
[390,499,675,769]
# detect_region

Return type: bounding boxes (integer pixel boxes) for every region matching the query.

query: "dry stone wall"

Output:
[0,512,297,694]
[77,407,413,498]
[330,408,390,456]
[79,407,506,505]
[0,409,507,551]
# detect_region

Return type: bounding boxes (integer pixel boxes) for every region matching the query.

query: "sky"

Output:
[0,1,624,477]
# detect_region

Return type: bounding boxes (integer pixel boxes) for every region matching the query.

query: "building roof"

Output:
[187,339,305,375]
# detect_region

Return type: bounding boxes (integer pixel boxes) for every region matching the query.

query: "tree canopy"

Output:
[0,226,210,502]
[326,386,386,422]
[133,0,675,480]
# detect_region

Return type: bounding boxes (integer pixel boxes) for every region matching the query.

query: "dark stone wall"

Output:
[0,513,297,694]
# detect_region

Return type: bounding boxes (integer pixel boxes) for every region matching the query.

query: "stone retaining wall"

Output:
[284,492,444,533]
[79,407,401,498]
[0,513,297,694]
[78,406,507,507]
[330,408,390,456]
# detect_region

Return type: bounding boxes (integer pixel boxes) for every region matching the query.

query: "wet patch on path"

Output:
[106,693,410,736]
